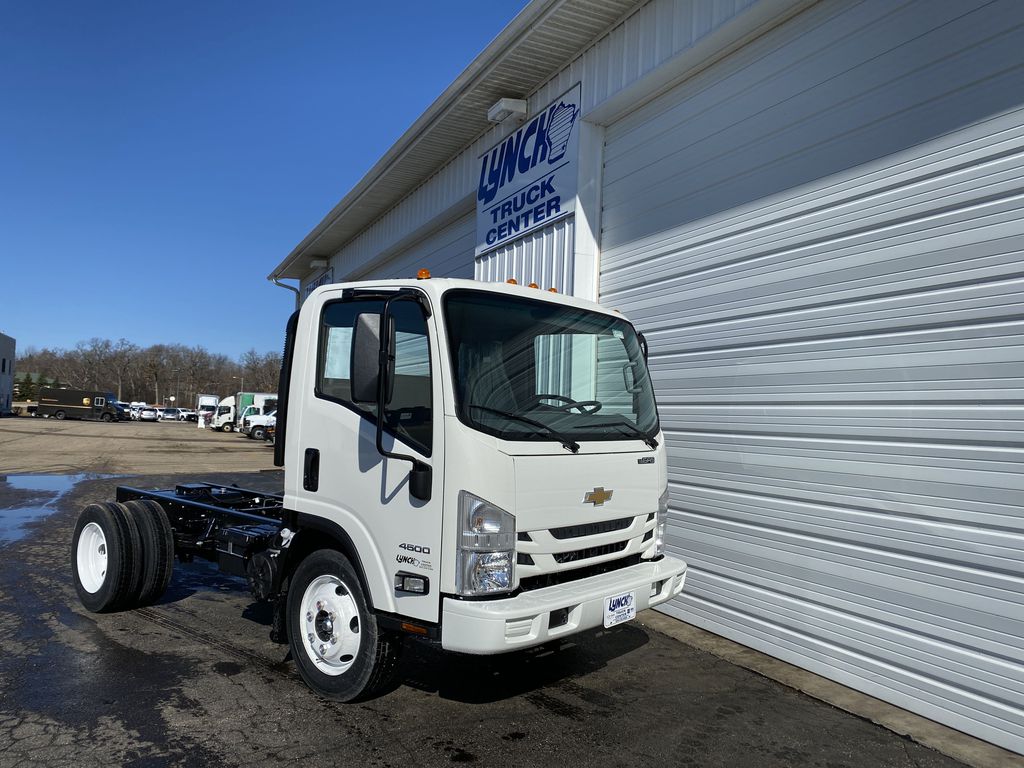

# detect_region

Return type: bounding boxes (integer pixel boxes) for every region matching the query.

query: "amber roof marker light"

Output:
[417,268,431,279]
[506,278,518,285]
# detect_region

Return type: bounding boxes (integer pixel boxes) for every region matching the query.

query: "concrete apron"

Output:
[639,611,1024,768]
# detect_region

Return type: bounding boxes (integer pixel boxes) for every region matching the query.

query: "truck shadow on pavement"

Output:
[158,559,253,605]
[161,559,651,706]
[390,625,649,705]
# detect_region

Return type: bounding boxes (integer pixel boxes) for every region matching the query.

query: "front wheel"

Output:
[101,413,113,422]
[251,426,266,441]
[287,550,401,702]
[221,423,233,433]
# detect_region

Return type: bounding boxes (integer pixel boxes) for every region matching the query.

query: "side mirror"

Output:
[637,331,649,362]
[409,462,432,502]
[351,313,383,403]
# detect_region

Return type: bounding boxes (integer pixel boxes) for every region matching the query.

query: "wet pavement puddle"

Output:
[0,474,120,544]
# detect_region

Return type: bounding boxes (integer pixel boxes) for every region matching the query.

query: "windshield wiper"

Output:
[467,405,580,454]
[576,419,659,450]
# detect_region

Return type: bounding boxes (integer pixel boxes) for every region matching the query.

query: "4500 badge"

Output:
[396,542,433,570]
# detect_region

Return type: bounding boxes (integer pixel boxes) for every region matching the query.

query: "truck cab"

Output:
[242,409,276,440]
[211,396,236,431]
[279,278,685,682]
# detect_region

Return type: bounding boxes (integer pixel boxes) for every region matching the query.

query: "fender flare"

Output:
[286,513,380,612]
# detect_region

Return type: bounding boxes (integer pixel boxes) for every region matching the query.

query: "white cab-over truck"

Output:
[211,392,276,432]
[71,277,687,700]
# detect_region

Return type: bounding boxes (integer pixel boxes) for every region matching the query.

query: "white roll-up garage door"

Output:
[600,0,1024,752]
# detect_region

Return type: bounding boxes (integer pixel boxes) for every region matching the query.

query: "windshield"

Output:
[444,290,658,444]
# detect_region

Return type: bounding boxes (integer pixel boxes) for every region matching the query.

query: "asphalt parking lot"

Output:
[0,419,972,767]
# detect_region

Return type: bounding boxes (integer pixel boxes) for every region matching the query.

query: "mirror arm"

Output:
[375,293,432,502]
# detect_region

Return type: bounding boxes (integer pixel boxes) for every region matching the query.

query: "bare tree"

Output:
[240,349,281,393]
[76,338,113,390]
[16,339,272,404]
[106,339,139,400]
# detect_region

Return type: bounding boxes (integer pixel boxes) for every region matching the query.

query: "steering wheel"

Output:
[526,394,603,415]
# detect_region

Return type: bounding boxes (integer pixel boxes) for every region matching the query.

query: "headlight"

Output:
[655,487,669,556]
[457,491,515,596]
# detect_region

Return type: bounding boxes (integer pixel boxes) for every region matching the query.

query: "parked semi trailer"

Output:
[71,277,687,701]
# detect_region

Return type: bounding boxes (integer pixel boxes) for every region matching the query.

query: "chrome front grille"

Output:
[552,541,627,563]
[549,517,632,540]
[516,511,655,589]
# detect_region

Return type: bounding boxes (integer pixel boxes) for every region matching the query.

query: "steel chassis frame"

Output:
[115,482,294,562]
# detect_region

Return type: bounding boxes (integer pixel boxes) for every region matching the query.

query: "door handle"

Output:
[303,448,320,492]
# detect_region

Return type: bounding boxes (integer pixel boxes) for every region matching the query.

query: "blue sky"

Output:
[0,1,529,357]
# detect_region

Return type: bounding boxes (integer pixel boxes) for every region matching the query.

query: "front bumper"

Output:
[441,556,686,654]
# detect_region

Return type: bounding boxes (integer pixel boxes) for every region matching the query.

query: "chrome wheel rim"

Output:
[299,575,362,676]
[77,522,108,593]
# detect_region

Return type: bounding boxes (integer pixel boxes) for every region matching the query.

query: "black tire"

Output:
[55,410,66,420]
[123,499,175,606]
[251,426,266,441]
[101,413,113,422]
[113,502,145,610]
[71,502,143,613]
[287,549,402,702]
[222,423,233,433]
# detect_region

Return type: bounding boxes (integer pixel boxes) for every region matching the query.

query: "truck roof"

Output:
[306,278,626,320]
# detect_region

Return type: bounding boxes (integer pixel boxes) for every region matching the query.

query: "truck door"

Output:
[92,396,106,420]
[293,291,444,623]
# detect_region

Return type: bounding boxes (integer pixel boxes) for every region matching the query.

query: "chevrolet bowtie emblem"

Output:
[583,487,614,506]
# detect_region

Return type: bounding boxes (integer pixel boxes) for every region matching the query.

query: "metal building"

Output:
[0,332,15,415]
[270,0,1024,753]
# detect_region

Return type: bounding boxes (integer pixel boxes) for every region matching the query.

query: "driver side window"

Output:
[317,297,432,456]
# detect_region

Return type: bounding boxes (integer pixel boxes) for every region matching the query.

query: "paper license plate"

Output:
[603,590,636,628]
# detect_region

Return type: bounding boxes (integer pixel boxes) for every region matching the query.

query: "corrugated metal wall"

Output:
[600,0,1024,753]
[351,213,475,282]
[475,218,576,292]
[328,0,759,284]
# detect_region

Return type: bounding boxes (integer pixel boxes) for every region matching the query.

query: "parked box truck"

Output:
[210,392,276,432]
[195,394,219,429]
[37,387,124,422]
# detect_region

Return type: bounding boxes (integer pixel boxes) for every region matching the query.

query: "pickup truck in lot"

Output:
[71,277,686,701]
[241,410,276,440]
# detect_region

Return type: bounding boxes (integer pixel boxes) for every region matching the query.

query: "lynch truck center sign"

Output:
[476,84,581,255]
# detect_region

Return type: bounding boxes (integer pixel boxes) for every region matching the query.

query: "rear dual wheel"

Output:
[71,500,174,612]
[125,500,175,606]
